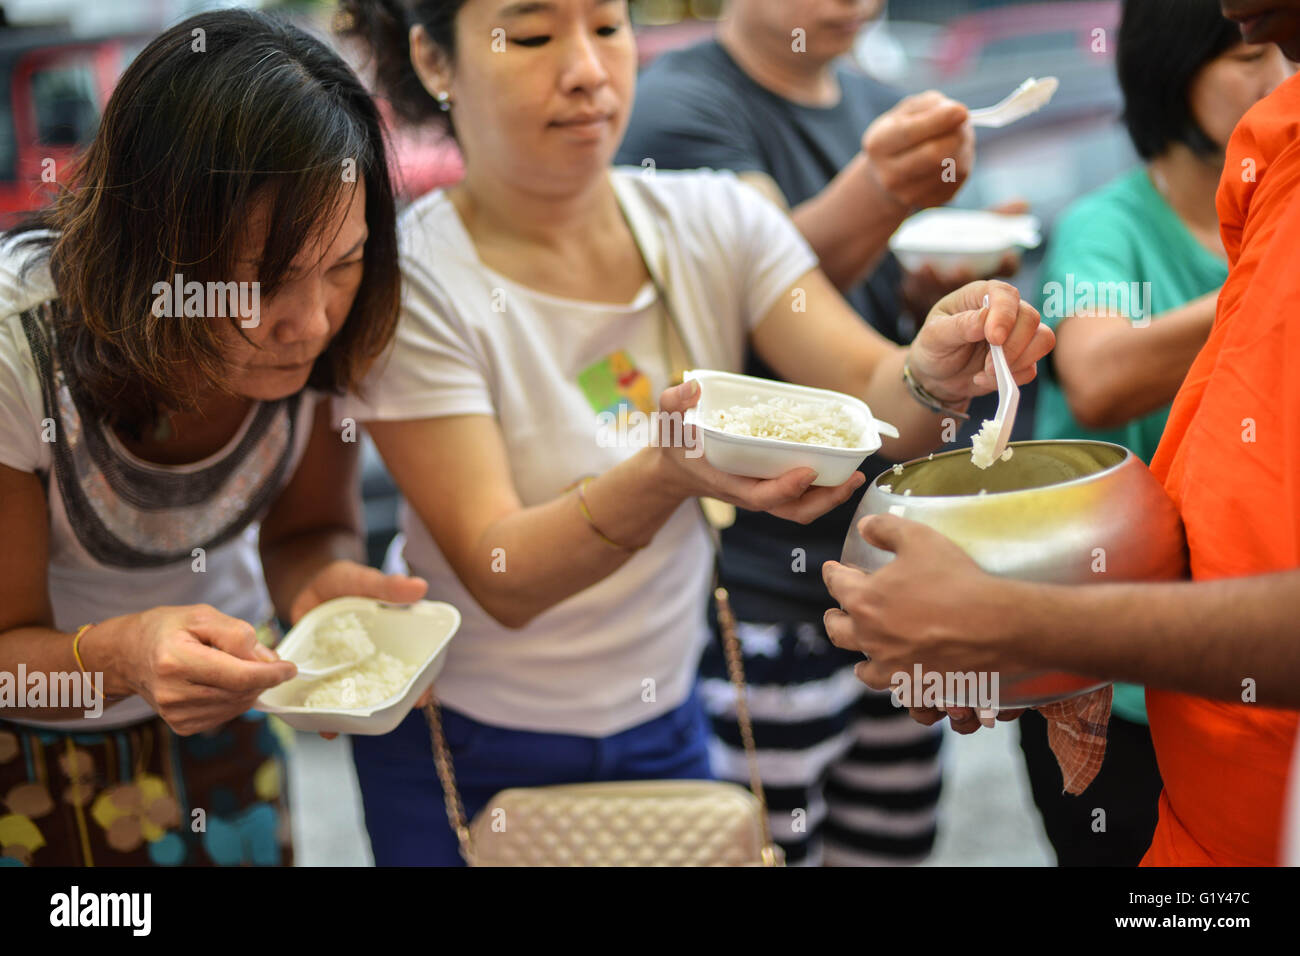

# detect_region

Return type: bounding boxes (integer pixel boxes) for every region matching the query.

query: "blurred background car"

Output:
[0,27,148,228]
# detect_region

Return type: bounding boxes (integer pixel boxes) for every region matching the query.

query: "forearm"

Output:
[0,621,133,717]
[260,528,365,622]
[1007,570,1300,707]
[1059,294,1215,428]
[791,153,907,292]
[455,448,688,628]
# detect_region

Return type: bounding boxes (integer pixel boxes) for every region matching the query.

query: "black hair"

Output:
[6,9,401,437]
[1118,0,1244,160]
[336,0,469,133]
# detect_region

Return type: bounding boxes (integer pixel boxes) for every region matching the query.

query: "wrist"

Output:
[902,352,971,419]
[274,535,363,620]
[995,579,1061,672]
[857,151,911,221]
[77,617,135,698]
[642,445,693,507]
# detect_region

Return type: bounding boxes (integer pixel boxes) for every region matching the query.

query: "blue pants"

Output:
[350,688,714,866]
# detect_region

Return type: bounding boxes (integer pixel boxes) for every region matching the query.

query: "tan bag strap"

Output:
[424,585,776,866]
[610,171,693,388]
[712,586,779,866]
[424,698,474,862]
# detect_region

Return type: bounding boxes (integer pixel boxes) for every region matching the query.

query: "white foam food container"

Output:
[889,208,1042,276]
[256,597,461,736]
[683,369,899,487]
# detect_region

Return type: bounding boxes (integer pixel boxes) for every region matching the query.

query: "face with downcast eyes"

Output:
[411,0,638,197]
[214,185,367,402]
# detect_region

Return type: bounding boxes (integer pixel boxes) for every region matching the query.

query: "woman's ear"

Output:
[409,24,454,107]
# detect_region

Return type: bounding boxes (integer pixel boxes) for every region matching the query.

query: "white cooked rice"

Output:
[303,651,416,709]
[299,611,375,670]
[970,419,1002,469]
[707,395,860,448]
[294,612,415,709]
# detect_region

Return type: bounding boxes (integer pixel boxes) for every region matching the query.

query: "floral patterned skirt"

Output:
[0,710,294,866]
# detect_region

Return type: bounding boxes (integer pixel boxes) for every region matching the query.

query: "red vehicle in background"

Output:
[931,1,1120,77]
[0,24,464,223]
[0,29,147,229]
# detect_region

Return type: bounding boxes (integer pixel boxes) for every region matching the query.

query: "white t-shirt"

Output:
[0,238,319,731]
[340,169,817,736]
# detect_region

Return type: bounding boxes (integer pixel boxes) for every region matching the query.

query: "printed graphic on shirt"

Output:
[577,350,655,417]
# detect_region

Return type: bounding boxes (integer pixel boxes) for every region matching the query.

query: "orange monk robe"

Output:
[1144,72,1300,867]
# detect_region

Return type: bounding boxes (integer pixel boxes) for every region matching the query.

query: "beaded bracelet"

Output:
[902,355,971,422]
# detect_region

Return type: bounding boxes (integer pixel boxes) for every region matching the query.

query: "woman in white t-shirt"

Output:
[0,11,427,866]
[339,0,1052,866]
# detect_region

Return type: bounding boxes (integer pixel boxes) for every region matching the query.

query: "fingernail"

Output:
[982,294,990,311]
[253,645,278,662]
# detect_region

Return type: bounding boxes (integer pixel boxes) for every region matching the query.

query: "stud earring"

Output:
[436,90,452,111]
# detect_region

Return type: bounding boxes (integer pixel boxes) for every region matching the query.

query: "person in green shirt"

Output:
[1022,0,1289,866]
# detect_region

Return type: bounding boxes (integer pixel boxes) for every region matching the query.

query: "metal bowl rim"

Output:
[870,439,1137,501]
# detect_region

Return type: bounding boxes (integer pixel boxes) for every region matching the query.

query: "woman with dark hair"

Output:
[335,0,1051,866]
[1022,0,1289,866]
[0,9,424,866]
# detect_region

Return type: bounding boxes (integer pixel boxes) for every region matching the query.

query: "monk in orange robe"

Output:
[1142,60,1300,867]
[822,1,1300,867]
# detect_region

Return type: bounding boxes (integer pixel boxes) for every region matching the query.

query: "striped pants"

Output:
[699,618,944,866]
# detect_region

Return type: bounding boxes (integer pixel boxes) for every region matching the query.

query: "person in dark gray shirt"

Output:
[618,0,1020,866]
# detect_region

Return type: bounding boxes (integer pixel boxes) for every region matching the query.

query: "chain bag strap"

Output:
[610,173,777,862]
[422,172,779,866]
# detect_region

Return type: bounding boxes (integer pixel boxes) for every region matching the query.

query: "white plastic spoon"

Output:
[970,76,1059,128]
[290,659,357,681]
[250,621,350,680]
[969,295,1021,469]
[986,342,1020,464]
[280,617,378,681]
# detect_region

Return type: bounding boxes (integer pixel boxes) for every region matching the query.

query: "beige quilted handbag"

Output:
[423,587,782,867]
